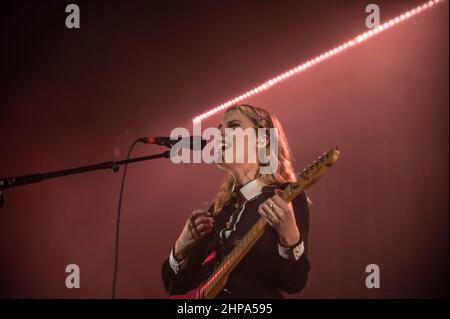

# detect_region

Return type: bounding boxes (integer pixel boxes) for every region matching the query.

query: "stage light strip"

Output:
[193,0,445,123]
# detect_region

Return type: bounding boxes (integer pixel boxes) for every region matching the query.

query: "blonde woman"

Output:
[162,104,310,298]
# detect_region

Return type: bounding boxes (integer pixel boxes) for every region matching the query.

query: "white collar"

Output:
[239,178,263,201]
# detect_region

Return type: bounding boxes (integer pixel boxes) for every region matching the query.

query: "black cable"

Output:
[112,139,139,299]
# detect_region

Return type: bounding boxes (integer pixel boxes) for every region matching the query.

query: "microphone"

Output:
[138,136,207,150]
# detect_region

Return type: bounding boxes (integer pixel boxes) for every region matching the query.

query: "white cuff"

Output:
[278,241,305,261]
[169,249,188,274]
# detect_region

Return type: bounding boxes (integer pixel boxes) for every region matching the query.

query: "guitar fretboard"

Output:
[200,215,269,298]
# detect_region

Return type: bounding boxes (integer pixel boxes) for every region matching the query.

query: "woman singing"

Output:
[161,104,310,298]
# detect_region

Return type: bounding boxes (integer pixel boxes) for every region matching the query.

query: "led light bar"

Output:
[193,0,445,123]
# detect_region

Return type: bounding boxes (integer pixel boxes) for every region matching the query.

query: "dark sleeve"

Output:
[161,233,213,296]
[278,191,311,294]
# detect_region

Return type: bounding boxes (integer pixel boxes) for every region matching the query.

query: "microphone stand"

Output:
[0,150,171,207]
[0,141,178,298]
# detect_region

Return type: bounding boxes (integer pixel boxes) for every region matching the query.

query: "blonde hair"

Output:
[212,104,298,215]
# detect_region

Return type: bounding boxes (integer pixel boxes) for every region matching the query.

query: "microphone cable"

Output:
[111,138,139,299]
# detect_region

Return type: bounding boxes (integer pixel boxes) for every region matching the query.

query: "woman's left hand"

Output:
[258,189,300,246]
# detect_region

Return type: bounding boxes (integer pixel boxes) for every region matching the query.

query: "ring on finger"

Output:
[189,221,199,239]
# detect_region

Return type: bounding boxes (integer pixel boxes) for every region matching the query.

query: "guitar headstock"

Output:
[282,147,340,202]
[299,147,340,181]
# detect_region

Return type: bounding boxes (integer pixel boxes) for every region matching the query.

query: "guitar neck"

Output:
[199,147,340,299]
[200,181,306,298]
[199,216,269,298]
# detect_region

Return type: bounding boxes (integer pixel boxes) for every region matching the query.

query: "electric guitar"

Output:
[170,147,340,299]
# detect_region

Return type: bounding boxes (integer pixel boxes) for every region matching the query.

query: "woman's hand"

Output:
[258,189,300,246]
[174,209,214,260]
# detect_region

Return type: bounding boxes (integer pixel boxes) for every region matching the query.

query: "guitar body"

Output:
[169,273,230,299]
[169,288,201,299]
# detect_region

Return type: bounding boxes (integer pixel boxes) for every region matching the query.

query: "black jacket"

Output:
[161,183,310,298]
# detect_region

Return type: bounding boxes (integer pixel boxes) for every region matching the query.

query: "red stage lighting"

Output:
[193,0,445,124]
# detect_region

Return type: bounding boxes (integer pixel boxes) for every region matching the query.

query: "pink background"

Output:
[0,0,448,298]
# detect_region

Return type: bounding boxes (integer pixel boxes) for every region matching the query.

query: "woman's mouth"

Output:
[217,141,232,152]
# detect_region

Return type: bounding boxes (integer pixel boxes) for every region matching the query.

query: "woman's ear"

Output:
[256,135,269,149]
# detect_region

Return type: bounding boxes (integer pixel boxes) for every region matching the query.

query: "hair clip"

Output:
[255,114,265,121]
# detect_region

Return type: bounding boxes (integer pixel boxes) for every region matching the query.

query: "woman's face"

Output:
[216,109,260,171]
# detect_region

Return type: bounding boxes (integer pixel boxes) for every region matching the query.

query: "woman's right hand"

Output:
[174,209,214,260]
